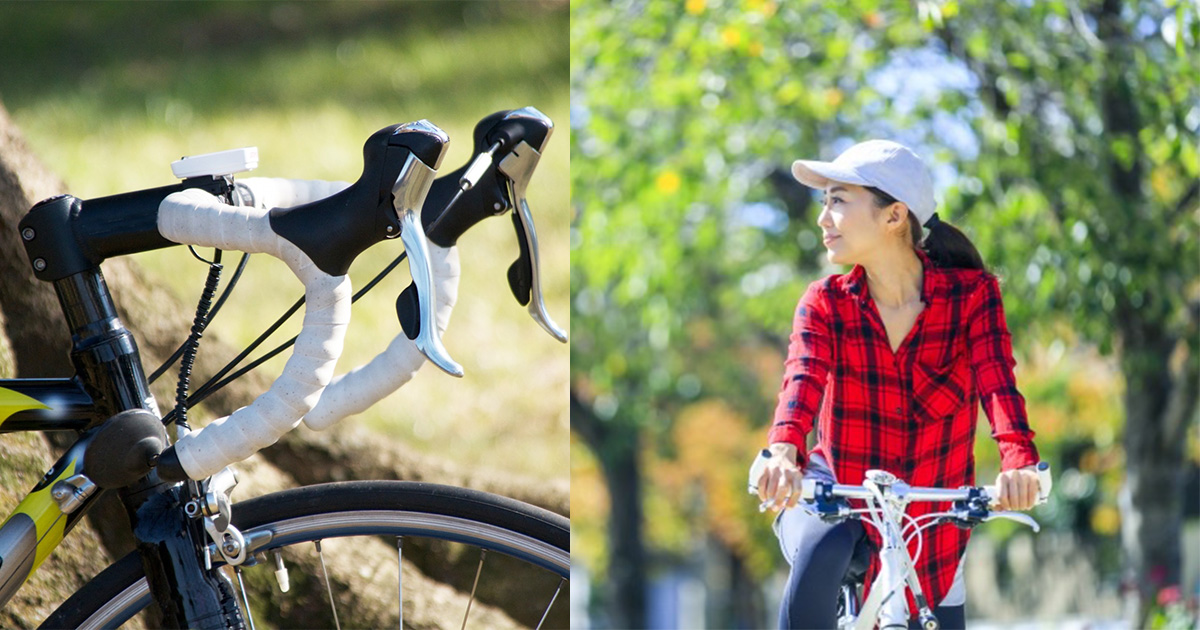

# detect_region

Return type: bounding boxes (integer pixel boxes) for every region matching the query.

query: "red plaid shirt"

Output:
[769,248,1039,611]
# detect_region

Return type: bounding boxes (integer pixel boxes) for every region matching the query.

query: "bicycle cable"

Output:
[148,252,251,384]
[160,185,469,427]
[161,250,410,426]
[170,247,224,432]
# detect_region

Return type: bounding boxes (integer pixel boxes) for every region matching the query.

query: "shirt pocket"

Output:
[912,352,970,420]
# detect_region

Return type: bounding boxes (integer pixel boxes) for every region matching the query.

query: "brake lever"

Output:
[397,106,567,344]
[984,511,1041,533]
[499,134,567,342]
[390,121,463,377]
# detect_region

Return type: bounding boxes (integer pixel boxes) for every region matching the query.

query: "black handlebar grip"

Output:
[155,445,188,483]
[417,109,552,248]
[419,111,512,248]
[269,123,449,277]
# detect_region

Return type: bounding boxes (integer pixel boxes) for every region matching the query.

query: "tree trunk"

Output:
[603,433,647,629]
[1117,329,1198,624]
[571,393,647,628]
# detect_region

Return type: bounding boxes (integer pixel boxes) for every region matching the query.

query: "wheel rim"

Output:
[78,509,569,629]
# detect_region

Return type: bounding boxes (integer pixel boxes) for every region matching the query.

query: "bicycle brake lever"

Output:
[499,132,567,343]
[391,121,463,377]
[397,106,566,343]
[984,511,1041,533]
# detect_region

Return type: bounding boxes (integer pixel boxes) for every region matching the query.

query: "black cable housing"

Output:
[160,251,410,426]
[171,250,223,431]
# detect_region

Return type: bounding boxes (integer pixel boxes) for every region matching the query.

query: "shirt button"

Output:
[894,405,903,413]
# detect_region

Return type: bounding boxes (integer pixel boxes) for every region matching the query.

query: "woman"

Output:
[755,140,1042,629]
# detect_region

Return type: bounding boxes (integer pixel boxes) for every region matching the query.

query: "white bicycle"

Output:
[750,455,1052,630]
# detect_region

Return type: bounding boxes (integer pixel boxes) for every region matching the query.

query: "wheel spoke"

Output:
[315,540,342,630]
[534,577,565,630]
[460,548,487,629]
[397,536,404,630]
[235,567,257,630]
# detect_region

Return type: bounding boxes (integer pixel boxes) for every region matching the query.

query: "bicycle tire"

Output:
[42,481,570,629]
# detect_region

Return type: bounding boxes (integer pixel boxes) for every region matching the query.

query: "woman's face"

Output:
[817,182,904,266]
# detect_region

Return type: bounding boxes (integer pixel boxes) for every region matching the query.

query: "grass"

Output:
[0,2,569,482]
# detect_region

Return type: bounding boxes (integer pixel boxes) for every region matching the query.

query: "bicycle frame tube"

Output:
[0,378,97,433]
[53,255,236,628]
[0,437,94,606]
[855,501,912,630]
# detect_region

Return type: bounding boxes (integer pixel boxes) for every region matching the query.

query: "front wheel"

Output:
[44,481,569,629]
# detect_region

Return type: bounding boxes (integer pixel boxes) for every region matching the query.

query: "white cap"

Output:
[791,140,937,225]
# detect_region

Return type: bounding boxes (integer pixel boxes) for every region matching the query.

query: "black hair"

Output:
[865,186,986,271]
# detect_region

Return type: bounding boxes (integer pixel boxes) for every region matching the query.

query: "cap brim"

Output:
[791,160,871,190]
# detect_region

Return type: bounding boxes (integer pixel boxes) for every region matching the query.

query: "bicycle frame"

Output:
[0,176,245,625]
[798,468,1049,630]
[0,381,96,603]
[849,479,936,630]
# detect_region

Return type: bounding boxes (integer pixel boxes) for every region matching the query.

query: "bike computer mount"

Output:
[171,148,259,180]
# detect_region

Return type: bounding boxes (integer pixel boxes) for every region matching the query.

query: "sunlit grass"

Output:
[2,3,568,482]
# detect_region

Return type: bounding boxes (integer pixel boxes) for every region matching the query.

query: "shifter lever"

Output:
[500,137,567,342]
[397,106,567,345]
[390,121,463,377]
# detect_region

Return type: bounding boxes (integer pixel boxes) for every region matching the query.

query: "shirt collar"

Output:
[841,248,937,306]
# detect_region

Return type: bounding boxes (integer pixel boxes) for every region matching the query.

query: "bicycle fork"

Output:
[122,479,248,630]
[854,509,940,630]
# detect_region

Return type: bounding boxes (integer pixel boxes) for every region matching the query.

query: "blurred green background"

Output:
[0,1,569,482]
[570,0,1198,628]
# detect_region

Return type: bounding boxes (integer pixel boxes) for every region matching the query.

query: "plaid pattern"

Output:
[769,248,1039,610]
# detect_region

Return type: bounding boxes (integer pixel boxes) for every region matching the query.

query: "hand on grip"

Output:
[983,461,1052,510]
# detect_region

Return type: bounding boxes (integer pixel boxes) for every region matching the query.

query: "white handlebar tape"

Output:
[303,244,460,430]
[157,179,460,479]
[159,187,351,479]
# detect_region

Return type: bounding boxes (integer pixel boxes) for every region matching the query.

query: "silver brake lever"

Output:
[393,123,464,377]
[984,511,1041,533]
[499,140,567,343]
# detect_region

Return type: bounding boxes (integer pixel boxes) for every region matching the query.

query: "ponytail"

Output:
[865,186,987,272]
[920,218,986,271]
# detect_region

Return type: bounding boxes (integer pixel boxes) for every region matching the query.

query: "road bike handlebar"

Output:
[155,121,457,480]
[747,449,1052,519]
[153,109,565,482]
[190,177,463,434]
[795,462,1052,507]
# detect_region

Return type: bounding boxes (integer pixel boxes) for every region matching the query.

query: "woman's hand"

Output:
[756,443,804,511]
[995,465,1041,511]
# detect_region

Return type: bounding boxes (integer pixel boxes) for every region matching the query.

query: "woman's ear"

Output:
[886,202,909,234]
